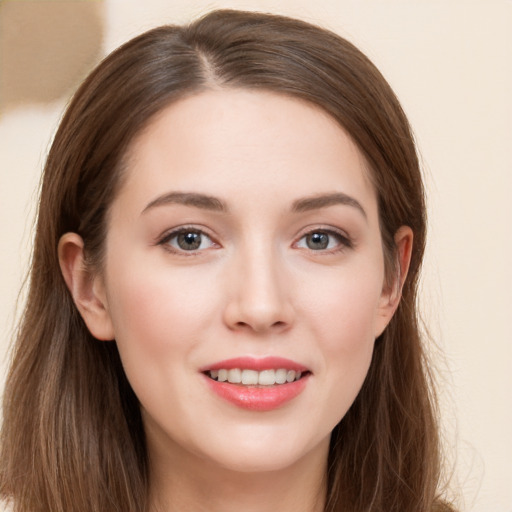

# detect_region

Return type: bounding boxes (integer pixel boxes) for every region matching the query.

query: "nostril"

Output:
[231,319,289,333]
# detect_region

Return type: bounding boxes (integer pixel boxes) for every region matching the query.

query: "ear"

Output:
[58,232,115,341]
[374,225,413,338]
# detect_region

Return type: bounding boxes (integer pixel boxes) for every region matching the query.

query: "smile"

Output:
[207,368,304,386]
[201,357,311,411]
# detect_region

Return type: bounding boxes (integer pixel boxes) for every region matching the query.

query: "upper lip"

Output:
[200,356,309,373]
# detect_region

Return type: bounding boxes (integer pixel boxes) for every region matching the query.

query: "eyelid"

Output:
[293,226,353,252]
[156,225,220,254]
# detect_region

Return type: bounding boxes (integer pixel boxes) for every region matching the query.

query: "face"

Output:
[88,90,398,475]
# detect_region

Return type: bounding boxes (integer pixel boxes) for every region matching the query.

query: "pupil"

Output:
[178,232,201,250]
[308,232,328,250]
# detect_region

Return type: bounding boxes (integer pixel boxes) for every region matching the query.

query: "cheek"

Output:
[102,261,225,431]
[103,260,219,372]
[320,281,378,381]
[304,264,384,350]
[299,265,383,421]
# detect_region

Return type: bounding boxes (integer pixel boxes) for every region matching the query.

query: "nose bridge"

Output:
[224,234,293,333]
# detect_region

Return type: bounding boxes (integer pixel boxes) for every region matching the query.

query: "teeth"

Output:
[228,368,242,384]
[275,368,287,384]
[258,369,275,385]
[286,370,296,383]
[208,368,305,385]
[241,369,258,385]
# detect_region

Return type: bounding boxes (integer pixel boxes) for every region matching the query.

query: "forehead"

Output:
[116,89,377,219]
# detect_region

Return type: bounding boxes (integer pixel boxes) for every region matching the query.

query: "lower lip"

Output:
[203,374,309,411]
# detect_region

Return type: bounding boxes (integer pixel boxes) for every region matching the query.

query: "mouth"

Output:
[205,368,308,386]
[201,357,311,411]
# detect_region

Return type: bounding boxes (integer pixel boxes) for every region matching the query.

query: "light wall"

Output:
[1,1,511,510]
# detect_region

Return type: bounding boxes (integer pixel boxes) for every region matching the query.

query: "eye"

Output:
[160,228,216,253]
[295,229,351,252]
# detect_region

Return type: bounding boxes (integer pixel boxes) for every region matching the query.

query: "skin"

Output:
[59,90,412,512]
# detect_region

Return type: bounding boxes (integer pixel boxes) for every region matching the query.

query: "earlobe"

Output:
[375,226,413,338]
[58,232,115,341]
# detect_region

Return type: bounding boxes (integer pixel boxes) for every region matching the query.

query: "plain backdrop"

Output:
[1,1,511,511]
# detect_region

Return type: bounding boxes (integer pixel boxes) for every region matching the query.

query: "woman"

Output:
[0,9,454,512]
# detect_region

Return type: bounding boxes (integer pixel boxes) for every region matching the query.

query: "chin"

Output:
[197,429,330,475]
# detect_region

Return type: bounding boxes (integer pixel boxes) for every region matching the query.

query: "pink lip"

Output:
[200,356,310,412]
[203,375,309,411]
[200,356,308,372]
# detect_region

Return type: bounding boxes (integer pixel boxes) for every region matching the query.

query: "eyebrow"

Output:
[292,192,367,219]
[142,192,228,214]
[141,190,366,219]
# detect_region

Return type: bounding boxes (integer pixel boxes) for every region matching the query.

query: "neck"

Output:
[148,438,329,512]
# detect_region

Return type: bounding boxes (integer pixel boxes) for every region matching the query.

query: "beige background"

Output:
[1,1,511,510]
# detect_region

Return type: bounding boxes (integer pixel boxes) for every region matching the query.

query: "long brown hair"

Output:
[1,9,454,512]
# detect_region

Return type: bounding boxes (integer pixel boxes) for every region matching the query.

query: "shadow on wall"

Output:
[0,0,105,113]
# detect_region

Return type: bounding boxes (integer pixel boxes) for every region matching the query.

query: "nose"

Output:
[222,245,294,334]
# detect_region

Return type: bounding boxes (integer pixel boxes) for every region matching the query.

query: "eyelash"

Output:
[157,226,353,255]
[294,228,353,254]
[157,226,218,255]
